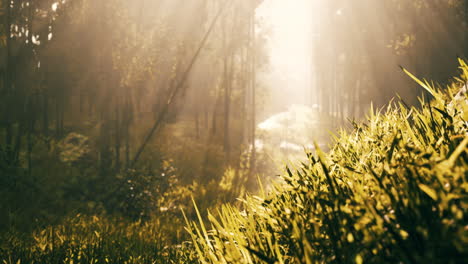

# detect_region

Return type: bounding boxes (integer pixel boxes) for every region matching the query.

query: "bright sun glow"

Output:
[52,2,59,12]
[258,0,313,107]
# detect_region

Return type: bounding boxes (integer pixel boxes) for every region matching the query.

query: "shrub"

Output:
[186,60,468,263]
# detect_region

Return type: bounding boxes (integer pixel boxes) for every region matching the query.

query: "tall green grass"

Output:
[0,214,197,264]
[186,60,468,263]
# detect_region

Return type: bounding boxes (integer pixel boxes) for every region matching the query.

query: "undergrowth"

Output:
[186,59,468,263]
[0,214,197,264]
[1,60,467,264]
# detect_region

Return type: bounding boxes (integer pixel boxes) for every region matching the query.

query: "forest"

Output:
[0,0,467,263]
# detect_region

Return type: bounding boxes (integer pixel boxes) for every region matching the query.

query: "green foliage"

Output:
[58,133,92,164]
[186,60,468,263]
[0,125,254,263]
[0,214,197,264]
[0,149,253,264]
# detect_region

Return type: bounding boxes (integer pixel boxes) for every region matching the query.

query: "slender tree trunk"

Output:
[27,1,36,172]
[27,97,33,176]
[79,90,84,114]
[222,27,232,162]
[204,103,209,130]
[211,88,220,136]
[13,121,23,164]
[98,1,112,176]
[60,97,64,135]
[124,94,132,168]
[4,0,13,157]
[55,96,61,136]
[240,45,247,144]
[43,90,49,137]
[195,110,200,139]
[115,103,121,172]
[250,7,256,172]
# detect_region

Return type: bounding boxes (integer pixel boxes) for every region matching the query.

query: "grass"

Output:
[0,214,197,264]
[185,59,468,263]
[1,60,467,263]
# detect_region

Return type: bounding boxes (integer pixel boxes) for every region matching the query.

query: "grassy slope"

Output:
[187,60,468,263]
[1,61,467,264]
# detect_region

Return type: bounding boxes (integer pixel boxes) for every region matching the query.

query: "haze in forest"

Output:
[0,0,467,262]
[258,0,312,111]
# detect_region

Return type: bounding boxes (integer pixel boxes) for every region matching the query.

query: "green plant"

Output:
[186,59,468,263]
[0,214,197,264]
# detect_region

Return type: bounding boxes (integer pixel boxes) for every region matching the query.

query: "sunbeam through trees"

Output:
[0,0,467,263]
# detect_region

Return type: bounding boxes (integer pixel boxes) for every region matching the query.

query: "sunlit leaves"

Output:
[401,67,436,96]
[4,214,197,263]
[58,132,90,164]
[387,33,416,55]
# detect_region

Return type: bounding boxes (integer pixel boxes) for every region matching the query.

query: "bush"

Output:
[186,60,468,263]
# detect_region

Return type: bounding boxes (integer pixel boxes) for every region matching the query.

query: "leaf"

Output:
[244,246,277,264]
[401,67,435,96]
[355,254,363,264]
[418,184,438,200]
[447,137,468,167]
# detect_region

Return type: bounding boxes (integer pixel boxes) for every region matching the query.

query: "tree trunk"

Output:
[115,104,121,172]
[4,0,13,158]
[223,50,233,163]
[195,110,200,139]
[249,7,256,172]
[43,90,49,138]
